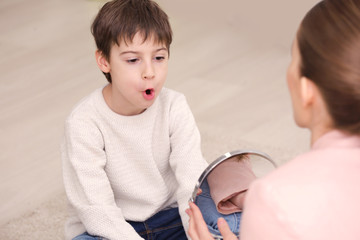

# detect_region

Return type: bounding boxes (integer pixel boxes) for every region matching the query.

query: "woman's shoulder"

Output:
[245,145,360,238]
[248,145,360,213]
[262,145,360,185]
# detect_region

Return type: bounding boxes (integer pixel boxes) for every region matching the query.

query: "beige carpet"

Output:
[0,193,67,240]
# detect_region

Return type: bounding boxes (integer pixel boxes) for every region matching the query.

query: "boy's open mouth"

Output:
[145,89,152,95]
[143,88,155,100]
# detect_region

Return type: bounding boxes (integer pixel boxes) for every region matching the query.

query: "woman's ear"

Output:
[300,76,316,107]
[95,50,110,73]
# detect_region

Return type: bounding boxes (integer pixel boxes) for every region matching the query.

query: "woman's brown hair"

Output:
[91,0,173,83]
[297,0,360,134]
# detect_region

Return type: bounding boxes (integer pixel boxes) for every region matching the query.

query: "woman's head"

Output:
[295,0,360,134]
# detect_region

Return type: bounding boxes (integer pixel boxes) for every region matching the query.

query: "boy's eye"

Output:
[127,58,139,63]
[155,56,165,61]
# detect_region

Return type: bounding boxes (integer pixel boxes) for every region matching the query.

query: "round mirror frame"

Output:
[190,149,277,202]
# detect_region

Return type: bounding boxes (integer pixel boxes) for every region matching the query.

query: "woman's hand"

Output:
[186,201,214,240]
[217,218,239,240]
[186,202,238,240]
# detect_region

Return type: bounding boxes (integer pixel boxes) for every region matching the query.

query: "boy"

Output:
[61,0,208,239]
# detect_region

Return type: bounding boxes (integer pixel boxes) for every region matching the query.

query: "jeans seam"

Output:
[150,222,183,233]
[144,222,153,240]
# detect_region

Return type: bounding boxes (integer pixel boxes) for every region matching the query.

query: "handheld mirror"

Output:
[190,150,277,239]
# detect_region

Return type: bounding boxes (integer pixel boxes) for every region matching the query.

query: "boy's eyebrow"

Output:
[155,47,168,53]
[120,47,168,56]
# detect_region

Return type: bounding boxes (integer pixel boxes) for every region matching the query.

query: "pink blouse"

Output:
[240,130,360,240]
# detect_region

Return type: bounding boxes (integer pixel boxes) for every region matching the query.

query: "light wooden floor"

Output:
[0,0,319,225]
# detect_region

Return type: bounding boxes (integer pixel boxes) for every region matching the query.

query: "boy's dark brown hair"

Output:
[91,0,173,83]
[297,0,360,134]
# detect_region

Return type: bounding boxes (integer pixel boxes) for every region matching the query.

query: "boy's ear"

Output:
[95,50,110,73]
[300,76,315,107]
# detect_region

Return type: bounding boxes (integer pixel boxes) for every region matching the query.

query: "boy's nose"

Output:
[142,63,155,80]
[143,73,155,80]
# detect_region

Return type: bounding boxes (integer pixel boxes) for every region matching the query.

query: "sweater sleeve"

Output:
[62,118,143,240]
[168,94,209,233]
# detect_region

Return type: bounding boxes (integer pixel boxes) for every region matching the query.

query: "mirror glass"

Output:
[190,150,277,239]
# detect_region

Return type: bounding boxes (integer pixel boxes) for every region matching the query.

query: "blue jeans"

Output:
[127,207,186,240]
[73,233,101,240]
[72,207,186,240]
[195,179,241,236]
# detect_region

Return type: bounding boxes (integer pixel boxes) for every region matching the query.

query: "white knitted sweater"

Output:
[61,87,208,240]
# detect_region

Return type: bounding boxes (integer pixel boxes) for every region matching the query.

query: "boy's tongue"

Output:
[143,88,155,100]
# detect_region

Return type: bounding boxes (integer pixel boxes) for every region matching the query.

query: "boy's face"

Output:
[98,32,169,116]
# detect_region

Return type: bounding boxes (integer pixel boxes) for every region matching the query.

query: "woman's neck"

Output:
[308,90,335,146]
[310,123,334,146]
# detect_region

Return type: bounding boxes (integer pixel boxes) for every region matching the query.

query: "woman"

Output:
[186,0,360,239]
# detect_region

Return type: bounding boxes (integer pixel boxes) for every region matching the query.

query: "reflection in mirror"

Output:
[190,150,277,239]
